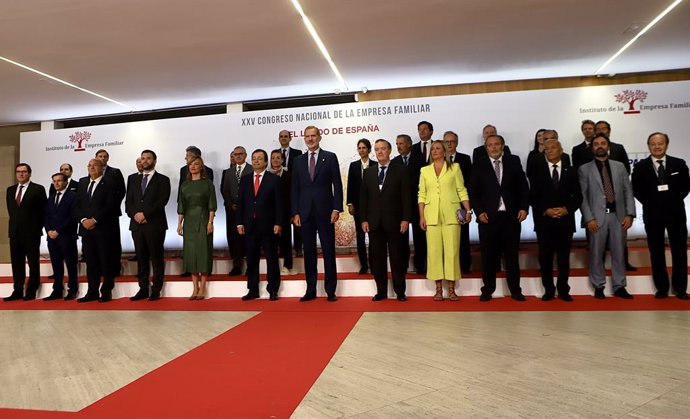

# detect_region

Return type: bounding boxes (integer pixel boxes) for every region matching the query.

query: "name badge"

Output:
[658,184,669,192]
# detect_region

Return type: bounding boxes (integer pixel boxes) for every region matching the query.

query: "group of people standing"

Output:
[4,119,689,302]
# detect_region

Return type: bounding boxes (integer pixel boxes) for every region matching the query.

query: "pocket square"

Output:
[671,172,679,176]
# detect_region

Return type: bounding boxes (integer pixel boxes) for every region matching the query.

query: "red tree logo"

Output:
[614,89,647,114]
[69,131,91,151]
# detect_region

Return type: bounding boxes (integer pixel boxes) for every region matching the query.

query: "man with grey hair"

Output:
[221,146,253,275]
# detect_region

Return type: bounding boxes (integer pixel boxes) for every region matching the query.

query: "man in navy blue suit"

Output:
[44,173,79,301]
[237,149,283,300]
[291,126,343,301]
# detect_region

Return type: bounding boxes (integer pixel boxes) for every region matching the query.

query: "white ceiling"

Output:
[1,0,688,125]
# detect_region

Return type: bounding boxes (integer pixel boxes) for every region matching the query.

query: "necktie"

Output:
[141,173,149,194]
[657,160,666,184]
[422,142,428,162]
[16,185,24,205]
[87,180,95,199]
[236,166,242,183]
[282,149,287,167]
[403,156,408,166]
[378,166,387,186]
[600,161,615,204]
[309,152,316,180]
[551,164,559,185]
[55,191,61,206]
[254,174,260,196]
[361,161,366,178]
[493,159,501,183]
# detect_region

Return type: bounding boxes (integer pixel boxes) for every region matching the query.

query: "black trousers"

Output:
[9,235,41,294]
[478,213,522,295]
[47,236,79,293]
[536,222,573,296]
[132,228,166,293]
[82,233,115,297]
[302,212,337,296]
[645,219,688,295]
[111,221,122,278]
[411,221,427,273]
[245,231,281,294]
[353,212,369,270]
[226,205,245,269]
[460,223,471,272]
[278,217,293,269]
[369,229,407,296]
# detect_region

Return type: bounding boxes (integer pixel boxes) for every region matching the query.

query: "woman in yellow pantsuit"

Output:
[418,141,472,301]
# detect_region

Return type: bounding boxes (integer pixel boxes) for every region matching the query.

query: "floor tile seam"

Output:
[340,388,440,418]
[619,377,690,418]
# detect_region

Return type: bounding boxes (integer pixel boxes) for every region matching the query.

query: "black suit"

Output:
[281,147,303,172]
[221,163,253,271]
[391,154,414,270]
[274,169,293,270]
[125,171,171,296]
[528,157,582,297]
[281,147,303,254]
[473,144,512,162]
[44,189,79,294]
[75,176,118,298]
[49,179,79,195]
[237,171,282,294]
[103,165,126,277]
[450,152,473,272]
[346,159,372,272]
[526,151,571,180]
[408,143,431,273]
[632,155,690,296]
[471,154,529,296]
[572,140,630,173]
[6,182,47,297]
[360,163,411,297]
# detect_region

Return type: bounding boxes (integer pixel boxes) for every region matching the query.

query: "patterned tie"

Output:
[254,174,260,196]
[309,152,316,180]
[551,164,559,186]
[422,142,428,162]
[55,191,61,206]
[87,181,95,199]
[282,149,287,167]
[141,173,149,194]
[600,161,615,204]
[236,165,242,183]
[16,185,23,205]
[657,160,666,184]
[493,159,501,182]
[378,166,387,186]
[403,156,408,166]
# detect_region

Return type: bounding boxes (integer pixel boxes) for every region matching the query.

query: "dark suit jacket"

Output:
[6,182,47,239]
[450,152,472,195]
[470,154,529,221]
[410,141,432,167]
[44,189,78,240]
[346,159,372,209]
[49,179,79,195]
[179,165,214,188]
[125,171,171,232]
[632,155,690,225]
[571,141,631,173]
[74,176,118,236]
[391,154,420,222]
[528,158,582,233]
[103,166,126,215]
[284,147,303,172]
[472,144,512,162]
[220,163,253,206]
[360,163,411,233]
[291,149,343,220]
[526,151,571,180]
[237,171,282,234]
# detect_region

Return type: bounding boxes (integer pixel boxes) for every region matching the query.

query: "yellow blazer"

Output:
[418,163,469,225]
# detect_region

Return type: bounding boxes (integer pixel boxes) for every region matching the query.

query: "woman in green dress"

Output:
[177,157,217,299]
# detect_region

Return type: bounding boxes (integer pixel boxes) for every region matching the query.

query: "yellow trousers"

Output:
[425,223,461,281]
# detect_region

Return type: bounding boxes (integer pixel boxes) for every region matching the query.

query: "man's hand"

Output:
[517,210,527,223]
[82,218,97,230]
[361,221,370,233]
[586,219,599,233]
[330,211,339,223]
[47,230,59,239]
[621,215,633,230]
[478,212,489,224]
[400,221,409,233]
[237,225,245,235]
[347,204,355,216]
[273,225,282,235]
[293,215,301,227]
[134,212,147,224]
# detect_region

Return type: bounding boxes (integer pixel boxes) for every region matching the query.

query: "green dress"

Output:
[178,178,217,274]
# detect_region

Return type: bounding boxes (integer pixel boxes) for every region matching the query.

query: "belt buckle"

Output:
[605,208,611,213]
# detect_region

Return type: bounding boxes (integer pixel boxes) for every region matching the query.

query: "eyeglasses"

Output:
[16,170,29,174]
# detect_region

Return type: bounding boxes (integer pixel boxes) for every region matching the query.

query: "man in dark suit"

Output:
[75,159,118,302]
[346,138,372,274]
[95,149,126,279]
[408,121,435,275]
[237,149,283,300]
[391,134,414,271]
[4,163,47,301]
[48,163,79,194]
[270,149,293,274]
[472,124,512,162]
[361,139,411,301]
[292,125,343,301]
[528,139,582,302]
[278,129,303,256]
[125,150,171,301]
[43,172,79,301]
[579,134,636,299]
[571,119,597,170]
[632,132,690,299]
[443,130,473,273]
[471,135,529,302]
[221,146,253,276]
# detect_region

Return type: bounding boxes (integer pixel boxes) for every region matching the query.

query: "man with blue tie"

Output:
[44,173,79,301]
[291,125,343,301]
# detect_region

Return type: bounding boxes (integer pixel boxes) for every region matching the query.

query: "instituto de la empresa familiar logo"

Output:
[614,89,648,114]
[69,131,92,151]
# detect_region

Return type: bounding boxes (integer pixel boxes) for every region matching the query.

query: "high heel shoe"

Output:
[196,289,206,300]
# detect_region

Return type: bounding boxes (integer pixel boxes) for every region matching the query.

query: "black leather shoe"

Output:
[148,292,161,301]
[479,293,492,302]
[43,292,63,301]
[397,294,407,301]
[295,249,303,257]
[130,291,149,301]
[416,269,426,275]
[128,255,138,261]
[558,294,573,302]
[614,288,634,299]
[511,293,526,302]
[625,263,637,272]
[300,294,316,302]
[229,267,243,276]
[269,292,279,301]
[358,267,368,275]
[594,288,606,299]
[541,293,555,302]
[654,291,669,299]
[23,293,36,301]
[372,294,387,301]
[327,294,338,302]
[675,293,689,300]
[99,294,112,303]
[64,291,77,301]
[48,274,56,279]
[78,294,99,303]
[3,292,24,302]
[241,292,260,301]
